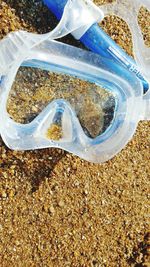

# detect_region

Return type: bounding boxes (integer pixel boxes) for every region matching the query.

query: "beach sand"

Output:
[0,1,150,266]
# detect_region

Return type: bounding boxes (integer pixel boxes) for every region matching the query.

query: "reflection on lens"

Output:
[7,67,116,139]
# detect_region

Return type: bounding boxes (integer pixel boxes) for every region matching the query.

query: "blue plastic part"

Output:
[43,0,149,93]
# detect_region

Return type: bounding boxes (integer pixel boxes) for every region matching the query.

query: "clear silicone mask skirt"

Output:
[0,0,149,163]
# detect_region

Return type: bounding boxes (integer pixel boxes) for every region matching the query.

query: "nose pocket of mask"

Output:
[34,99,75,143]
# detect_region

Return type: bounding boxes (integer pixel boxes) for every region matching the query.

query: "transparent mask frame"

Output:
[0,0,148,163]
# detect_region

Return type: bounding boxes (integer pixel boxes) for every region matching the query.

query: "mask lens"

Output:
[7,66,116,140]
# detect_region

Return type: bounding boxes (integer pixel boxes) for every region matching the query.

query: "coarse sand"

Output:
[0,0,150,266]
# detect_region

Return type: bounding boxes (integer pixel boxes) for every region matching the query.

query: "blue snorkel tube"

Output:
[43,0,149,93]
